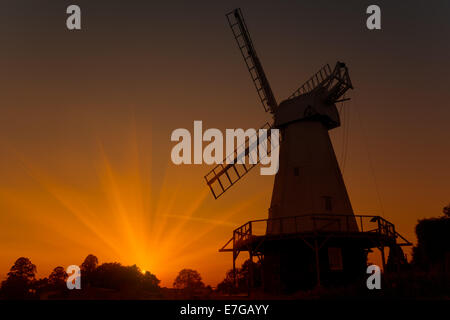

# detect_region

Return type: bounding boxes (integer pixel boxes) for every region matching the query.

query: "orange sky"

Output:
[0,1,449,287]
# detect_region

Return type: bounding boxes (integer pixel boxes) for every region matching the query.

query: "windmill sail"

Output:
[289,64,332,99]
[204,123,277,199]
[226,8,277,113]
[289,62,353,103]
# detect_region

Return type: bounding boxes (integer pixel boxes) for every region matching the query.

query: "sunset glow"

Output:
[0,1,448,293]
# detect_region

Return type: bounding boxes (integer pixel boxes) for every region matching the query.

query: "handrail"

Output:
[230,213,411,248]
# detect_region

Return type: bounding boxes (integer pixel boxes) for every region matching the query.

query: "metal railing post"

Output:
[232,230,237,287]
[377,217,381,235]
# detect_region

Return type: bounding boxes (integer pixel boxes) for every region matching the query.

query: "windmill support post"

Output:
[248,250,254,296]
[379,246,386,271]
[314,238,321,287]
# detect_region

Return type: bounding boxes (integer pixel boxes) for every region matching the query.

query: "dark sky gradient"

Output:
[0,0,449,286]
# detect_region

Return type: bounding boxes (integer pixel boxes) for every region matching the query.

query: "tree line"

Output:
[2,204,448,299]
[0,254,217,299]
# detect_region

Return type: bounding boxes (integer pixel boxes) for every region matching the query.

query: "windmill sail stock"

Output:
[203,8,283,199]
[204,123,278,199]
[226,8,278,113]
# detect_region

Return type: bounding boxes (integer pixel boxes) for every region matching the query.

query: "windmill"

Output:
[205,8,411,292]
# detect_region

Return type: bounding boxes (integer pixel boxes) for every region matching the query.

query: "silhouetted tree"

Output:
[91,262,135,290]
[412,215,450,271]
[90,262,160,292]
[142,271,161,291]
[239,259,262,288]
[7,257,36,280]
[81,254,98,273]
[443,203,450,218]
[1,257,37,299]
[0,255,163,299]
[81,254,98,287]
[33,278,49,297]
[217,269,235,293]
[217,259,261,293]
[173,269,204,290]
[48,266,68,289]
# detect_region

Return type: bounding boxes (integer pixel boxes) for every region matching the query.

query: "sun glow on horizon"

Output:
[0,120,266,287]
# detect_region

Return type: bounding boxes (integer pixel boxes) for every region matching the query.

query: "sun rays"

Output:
[0,119,267,286]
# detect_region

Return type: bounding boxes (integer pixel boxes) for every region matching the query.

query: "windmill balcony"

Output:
[219,213,411,292]
[220,213,411,257]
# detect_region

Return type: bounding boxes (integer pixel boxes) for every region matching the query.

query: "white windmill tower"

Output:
[204,8,410,292]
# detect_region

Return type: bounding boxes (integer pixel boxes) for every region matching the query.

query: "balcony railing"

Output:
[220,214,410,252]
